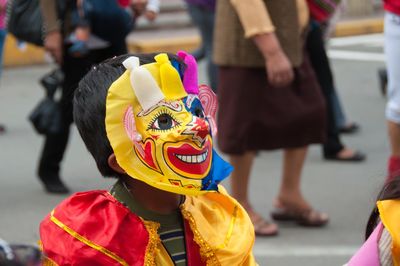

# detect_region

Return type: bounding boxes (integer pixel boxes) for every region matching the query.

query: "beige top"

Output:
[231,0,309,38]
[39,0,61,34]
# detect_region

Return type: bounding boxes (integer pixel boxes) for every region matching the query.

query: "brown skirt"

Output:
[217,55,326,155]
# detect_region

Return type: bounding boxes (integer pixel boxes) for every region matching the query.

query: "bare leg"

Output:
[388,121,400,156]
[387,121,400,180]
[273,146,329,226]
[230,151,278,235]
[230,151,256,208]
[277,147,310,209]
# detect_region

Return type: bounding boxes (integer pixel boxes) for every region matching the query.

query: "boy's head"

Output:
[74,52,232,196]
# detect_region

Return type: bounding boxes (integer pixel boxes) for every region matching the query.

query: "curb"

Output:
[332,18,383,37]
[3,18,384,67]
[4,35,46,67]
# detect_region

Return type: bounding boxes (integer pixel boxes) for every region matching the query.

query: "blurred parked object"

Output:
[0,238,41,266]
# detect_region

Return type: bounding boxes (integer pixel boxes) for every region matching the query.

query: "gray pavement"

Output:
[0,34,388,265]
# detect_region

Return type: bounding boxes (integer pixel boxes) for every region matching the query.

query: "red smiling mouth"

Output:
[165,138,212,178]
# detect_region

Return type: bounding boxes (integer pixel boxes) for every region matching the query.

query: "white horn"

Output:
[131,67,164,111]
[122,56,140,70]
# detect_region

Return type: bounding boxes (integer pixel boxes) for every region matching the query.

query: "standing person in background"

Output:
[305,0,366,162]
[308,0,361,135]
[384,0,400,181]
[0,0,6,134]
[214,0,329,236]
[37,0,143,194]
[185,0,217,91]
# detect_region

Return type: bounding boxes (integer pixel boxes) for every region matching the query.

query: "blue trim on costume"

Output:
[201,149,233,191]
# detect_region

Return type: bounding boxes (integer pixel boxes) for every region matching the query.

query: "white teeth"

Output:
[175,150,208,164]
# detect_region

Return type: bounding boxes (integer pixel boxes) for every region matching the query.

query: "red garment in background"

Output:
[306,0,341,22]
[384,0,400,16]
[118,0,130,8]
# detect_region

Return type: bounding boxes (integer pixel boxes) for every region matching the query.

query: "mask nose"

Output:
[184,116,210,144]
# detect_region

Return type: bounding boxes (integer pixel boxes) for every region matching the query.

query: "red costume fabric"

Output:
[40,191,204,265]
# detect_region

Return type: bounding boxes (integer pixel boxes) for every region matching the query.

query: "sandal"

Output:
[324,148,366,162]
[247,210,278,236]
[271,204,329,227]
[0,124,5,134]
[339,122,360,134]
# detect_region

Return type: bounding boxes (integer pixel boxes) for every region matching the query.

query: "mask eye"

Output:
[194,106,205,119]
[151,113,179,131]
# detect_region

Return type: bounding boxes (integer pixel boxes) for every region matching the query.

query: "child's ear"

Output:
[108,154,126,174]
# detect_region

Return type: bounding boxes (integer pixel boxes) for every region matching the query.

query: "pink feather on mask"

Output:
[177,51,199,95]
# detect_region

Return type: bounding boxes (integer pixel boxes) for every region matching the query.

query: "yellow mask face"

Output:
[105,53,231,195]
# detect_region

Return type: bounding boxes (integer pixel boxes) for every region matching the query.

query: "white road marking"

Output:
[328,50,385,62]
[253,244,358,257]
[329,34,384,47]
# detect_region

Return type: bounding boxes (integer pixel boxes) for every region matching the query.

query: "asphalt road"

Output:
[0,34,388,266]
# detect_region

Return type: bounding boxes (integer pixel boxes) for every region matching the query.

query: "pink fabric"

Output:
[0,0,7,29]
[384,0,400,16]
[177,51,199,95]
[347,223,383,266]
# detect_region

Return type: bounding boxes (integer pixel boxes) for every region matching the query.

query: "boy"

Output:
[39,52,257,265]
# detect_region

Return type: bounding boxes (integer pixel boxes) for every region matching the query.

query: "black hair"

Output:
[73,53,185,178]
[365,176,400,239]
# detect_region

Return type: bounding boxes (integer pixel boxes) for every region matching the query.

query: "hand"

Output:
[130,0,148,17]
[144,10,157,21]
[44,31,63,64]
[265,49,294,88]
[252,32,294,88]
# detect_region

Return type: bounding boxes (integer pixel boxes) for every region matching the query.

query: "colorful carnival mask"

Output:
[105,51,232,195]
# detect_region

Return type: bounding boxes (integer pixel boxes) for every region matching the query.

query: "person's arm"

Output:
[39,0,63,64]
[145,0,160,21]
[130,0,148,17]
[230,0,294,87]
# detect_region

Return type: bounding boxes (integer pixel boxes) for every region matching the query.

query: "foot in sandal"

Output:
[271,199,329,227]
[245,208,278,236]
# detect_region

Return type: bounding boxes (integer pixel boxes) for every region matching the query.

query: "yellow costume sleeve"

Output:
[182,185,257,265]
